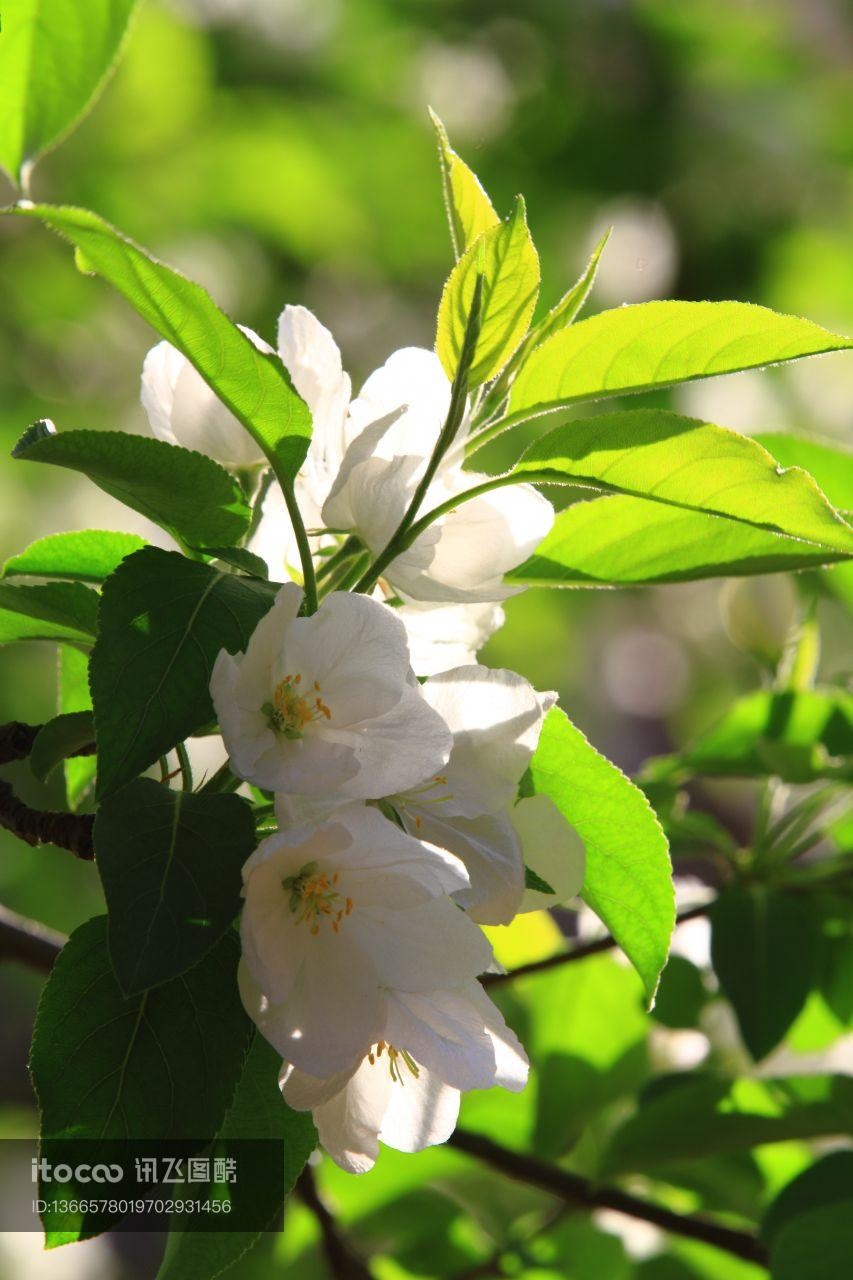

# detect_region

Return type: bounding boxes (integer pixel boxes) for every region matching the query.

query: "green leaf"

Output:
[95,778,256,994]
[526,228,611,351]
[30,712,94,783]
[755,433,853,516]
[763,1152,853,1244]
[90,547,276,798]
[436,196,539,387]
[0,0,139,185]
[507,495,853,589]
[12,205,312,479]
[507,300,853,421]
[157,1034,316,1280]
[3,529,148,584]
[206,546,270,579]
[58,647,96,809]
[711,888,820,1059]
[514,410,853,555]
[650,956,708,1030]
[603,1073,853,1174]
[528,707,674,1002]
[524,865,556,895]
[30,916,252,1241]
[679,689,853,783]
[769,1203,853,1280]
[0,580,98,645]
[13,424,250,549]
[429,108,499,259]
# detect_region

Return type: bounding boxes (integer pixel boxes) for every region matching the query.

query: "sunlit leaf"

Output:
[437,196,539,386]
[0,0,139,185]
[0,580,98,646]
[513,410,853,554]
[506,495,853,588]
[12,204,312,479]
[755,433,853,515]
[3,530,147,584]
[528,707,674,1002]
[507,301,853,421]
[429,108,499,259]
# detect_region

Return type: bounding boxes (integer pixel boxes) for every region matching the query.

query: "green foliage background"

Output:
[0,1,850,1277]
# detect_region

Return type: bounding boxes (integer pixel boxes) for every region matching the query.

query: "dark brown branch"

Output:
[296,1165,373,1280]
[0,903,65,972]
[0,719,95,766]
[0,779,94,858]
[482,903,709,988]
[449,1130,768,1267]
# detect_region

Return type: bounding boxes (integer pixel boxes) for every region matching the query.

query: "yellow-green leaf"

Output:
[429,108,499,259]
[436,196,539,387]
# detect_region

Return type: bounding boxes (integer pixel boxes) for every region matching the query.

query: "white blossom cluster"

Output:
[140,307,584,1173]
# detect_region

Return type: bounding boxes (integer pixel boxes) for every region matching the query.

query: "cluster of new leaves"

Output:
[1,6,852,1278]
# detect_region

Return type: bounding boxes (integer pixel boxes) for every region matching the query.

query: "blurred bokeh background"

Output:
[0,1,851,1276]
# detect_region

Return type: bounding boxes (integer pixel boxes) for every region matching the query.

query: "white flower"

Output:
[140,329,273,468]
[237,804,493,1076]
[394,599,505,676]
[390,665,556,923]
[279,980,528,1172]
[210,584,451,796]
[511,794,585,912]
[322,348,554,603]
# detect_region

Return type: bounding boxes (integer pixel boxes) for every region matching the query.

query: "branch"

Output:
[0,779,94,858]
[482,904,709,988]
[449,1130,768,1267]
[296,1165,373,1280]
[0,903,65,972]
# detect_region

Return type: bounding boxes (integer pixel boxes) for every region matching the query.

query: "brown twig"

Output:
[448,1130,768,1267]
[0,903,65,972]
[0,779,94,858]
[482,903,710,987]
[296,1165,373,1280]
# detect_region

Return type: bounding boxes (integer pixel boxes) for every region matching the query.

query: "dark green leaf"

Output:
[13,205,312,480]
[157,1034,316,1280]
[711,888,819,1060]
[0,0,139,185]
[650,956,708,1030]
[3,529,147,583]
[763,1152,853,1243]
[508,300,853,421]
[769,1203,853,1280]
[524,865,556,895]
[603,1074,853,1174]
[514,410,853,555]
[529,707,674,1003]
[682,689,853,783]
[30,916,252,1241]
[30,712,94,783]
[507,495,853,589]
[95,778,256,994]
[0,580,98,645]
[206,546,270,578]
[13,424,250,549]
[90,547,276,797]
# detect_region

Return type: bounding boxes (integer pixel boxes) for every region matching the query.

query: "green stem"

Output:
[315,535,363,583]
[353,275,484,595]
[175,741,194,792]
[277,473,318,614]
[243,467,274,546]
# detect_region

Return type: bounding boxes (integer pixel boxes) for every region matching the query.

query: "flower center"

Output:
[282,861,352,936]
[264,673,331,740]
[367,1041,420,1085]
[398,775,452,830]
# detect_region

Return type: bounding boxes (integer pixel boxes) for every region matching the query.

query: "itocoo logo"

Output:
[32,1159,123,1184]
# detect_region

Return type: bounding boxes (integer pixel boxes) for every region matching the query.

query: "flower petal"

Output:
[404,807,524,926]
